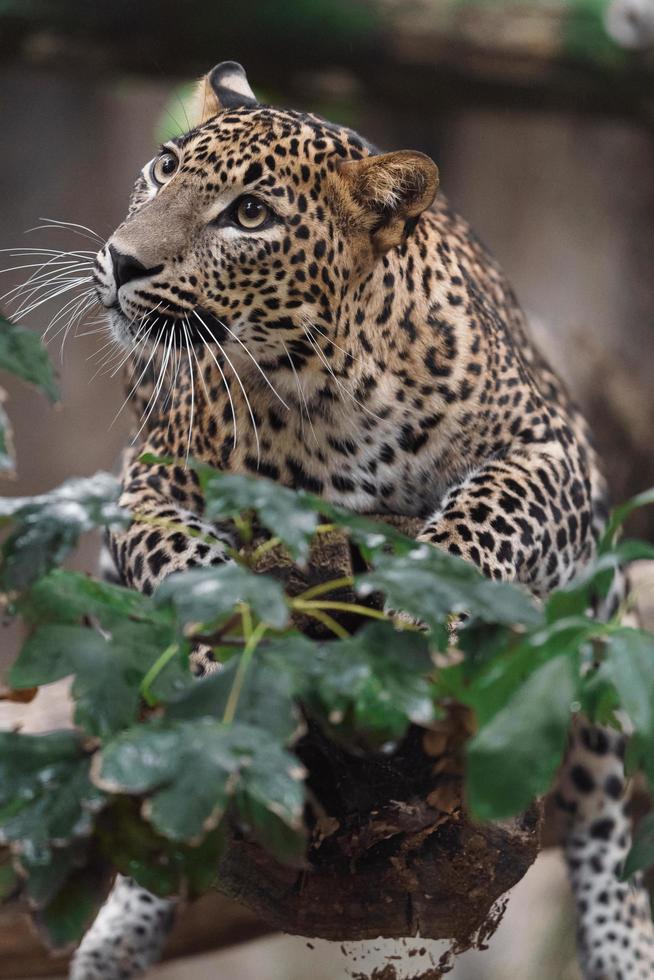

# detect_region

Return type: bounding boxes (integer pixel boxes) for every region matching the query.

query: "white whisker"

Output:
[114,321,164,429]
[14,276,93,321]
[41,286,95,341]
[32,217,104,245]
[1,265,91,307]
[195,310,261,458]
[166,334,183,435]
[217,318,289,410]
[0,247,95,257]
[132,328,174,442]
[56,292,97,360]
[281,338,318,445]
[192,315,238,449]
[181,321,196,462]
[303,324,384,424]
[308,321,360,362]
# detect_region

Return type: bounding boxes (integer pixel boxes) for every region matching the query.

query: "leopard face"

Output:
[93,64,438,394]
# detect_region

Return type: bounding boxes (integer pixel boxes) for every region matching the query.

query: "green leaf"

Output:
[20,840,88,907]
[454,617,595,727]
[0,852,19,903]
[11,622,174,738]
[0,731,105,863]
[466,655,577,820]
[602,488,654,549]
[357,545,542,634]
[323,507,417,559]
[20,569,160,628]
[0,473,127,591]
[96,719,304,845]
[0,315,58,402]
[265,623,436,742]
[546,539,654,621]
[605,629,654,733]
[624,812,654,879]
[196,467,319,560]
[155,563,289,631]
[578,665,621,727]
[234,740,306,863]
[166,657,300,743]
[313,623,436,738]
[0,392,14,473]
[14,571,188,727]
[604,629,654,782]
[96,799,225,898]
[181,461,418,562]
[33,863,108,951]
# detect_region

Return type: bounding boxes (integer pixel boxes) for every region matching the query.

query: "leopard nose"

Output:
[109,245,150,290]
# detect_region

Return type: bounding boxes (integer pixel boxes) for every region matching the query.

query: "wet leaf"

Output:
[20,569,161,629]
[0,392,14,474]
[0,731,105,863]
[196,467,319,560]
[264,623,436,741]
[33,862,108,952]
[172,461,417,562]
[96,719,304,845]
[466,655,577,820]
[602,488,654,549]
[0,852,19,903]
[0,474,127,591]
[0,315,58,402]
[624,812,654,879]
[20,840,89,907]
[11,620,177,738]
[155,563,289,631]
[604,629,654,783]
[357,545,542,634]
[96,799,226,898]
[166,657,299,743]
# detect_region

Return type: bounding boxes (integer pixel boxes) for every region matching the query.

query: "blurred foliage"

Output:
[0,314,58,475]
[1,314,654,944]
[1,0,652,121]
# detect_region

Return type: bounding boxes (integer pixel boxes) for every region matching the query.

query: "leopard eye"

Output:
[151,151,179,186]
[234,195,269,230]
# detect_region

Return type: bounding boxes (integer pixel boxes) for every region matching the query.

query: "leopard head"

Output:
[94,61,438,373]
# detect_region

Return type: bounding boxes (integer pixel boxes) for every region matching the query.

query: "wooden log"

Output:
[215,767,542,947]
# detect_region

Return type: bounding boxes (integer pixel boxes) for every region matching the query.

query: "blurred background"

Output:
[0,0,653,977]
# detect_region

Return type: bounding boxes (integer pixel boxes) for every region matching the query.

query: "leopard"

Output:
[71,62,653,979]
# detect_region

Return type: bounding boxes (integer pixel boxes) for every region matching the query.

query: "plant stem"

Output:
[295,576,354,602]
[293,599,390,621]
[233,513,253,545]
[140,643,180,707]
[299,607,350,639]
[249,536,282,563]
[222,609,267,725]
[315,523,336,535]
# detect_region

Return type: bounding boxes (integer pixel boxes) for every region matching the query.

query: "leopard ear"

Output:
[338,151,439,254]
[193,61,258,125]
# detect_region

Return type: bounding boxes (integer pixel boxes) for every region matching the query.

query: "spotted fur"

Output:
[75,62,653,979]
[70,875,176,979]
[556,723,654,979]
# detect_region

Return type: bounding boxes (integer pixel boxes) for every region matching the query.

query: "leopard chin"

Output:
[107,305,228,350]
